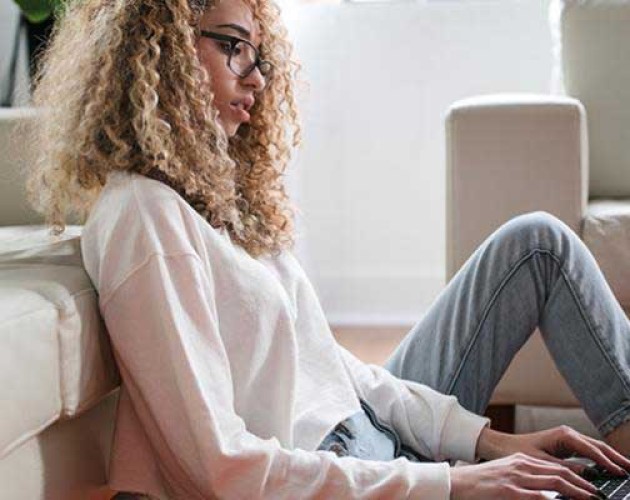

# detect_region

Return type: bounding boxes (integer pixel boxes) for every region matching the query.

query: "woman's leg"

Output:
[383,211,630,444]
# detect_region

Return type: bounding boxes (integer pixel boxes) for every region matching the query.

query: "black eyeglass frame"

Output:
[199,30,273,80]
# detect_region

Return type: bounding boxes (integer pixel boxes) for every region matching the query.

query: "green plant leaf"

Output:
[13,0,64,23]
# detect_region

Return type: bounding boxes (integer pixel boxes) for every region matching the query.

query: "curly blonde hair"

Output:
[26,0,301,257]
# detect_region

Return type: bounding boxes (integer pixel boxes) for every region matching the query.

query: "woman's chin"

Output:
[220,120,239,138]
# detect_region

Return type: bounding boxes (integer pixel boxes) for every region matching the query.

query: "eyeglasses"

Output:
[199,31,273,80]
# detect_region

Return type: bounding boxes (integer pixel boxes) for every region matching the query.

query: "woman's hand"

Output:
[476,426,630,475]
[449,425,630,499]
[450,453,600,499]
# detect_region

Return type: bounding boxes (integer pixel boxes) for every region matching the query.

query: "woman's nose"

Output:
[242,66,266,92]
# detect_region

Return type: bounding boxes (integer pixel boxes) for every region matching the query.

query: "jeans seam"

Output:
[550,255,630,399]
[445,247,630,412]
[445,247,543,394]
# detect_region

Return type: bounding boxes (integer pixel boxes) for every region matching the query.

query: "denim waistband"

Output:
[316,399,431,463]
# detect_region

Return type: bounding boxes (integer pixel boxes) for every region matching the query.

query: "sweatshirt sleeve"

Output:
[100,251,456,499]
[336,345,490,464]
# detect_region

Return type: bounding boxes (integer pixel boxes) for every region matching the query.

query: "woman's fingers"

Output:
[506,454,598,499]
[502,453,597,497]
[532,450,588,474]
[523,456,599,495]
[553,427,629,475]
[583,434,630,471]
[451,453,601,500]
[522,474,597,500]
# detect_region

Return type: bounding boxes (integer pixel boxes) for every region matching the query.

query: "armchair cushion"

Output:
[0,226,120,459]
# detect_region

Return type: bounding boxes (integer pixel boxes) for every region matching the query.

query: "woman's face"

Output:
[196,0,266,137]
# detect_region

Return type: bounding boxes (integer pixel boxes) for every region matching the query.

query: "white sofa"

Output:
[0,108,120,499]
[446,0,630,434]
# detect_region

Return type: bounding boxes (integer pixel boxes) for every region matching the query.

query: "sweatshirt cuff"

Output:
[406,460,451,499]
[439,403,490,463]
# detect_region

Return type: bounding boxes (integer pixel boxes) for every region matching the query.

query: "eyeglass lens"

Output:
[230,40,259,77]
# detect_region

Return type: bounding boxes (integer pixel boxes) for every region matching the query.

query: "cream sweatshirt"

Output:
[80,170,489,499]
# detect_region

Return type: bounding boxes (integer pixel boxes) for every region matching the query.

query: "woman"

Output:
[26,0,630,498]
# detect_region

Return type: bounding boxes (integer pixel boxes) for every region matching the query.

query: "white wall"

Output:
[284,1,554,326]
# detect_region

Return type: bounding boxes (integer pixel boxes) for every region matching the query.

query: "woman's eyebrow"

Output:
[214,23,251,40]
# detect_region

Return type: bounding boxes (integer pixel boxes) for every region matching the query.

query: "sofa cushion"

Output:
[0,226,120,458]
[582,200,630,311]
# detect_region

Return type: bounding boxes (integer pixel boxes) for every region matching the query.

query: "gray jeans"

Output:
[384,211,630,437]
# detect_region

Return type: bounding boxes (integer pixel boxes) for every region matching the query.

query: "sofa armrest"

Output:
[445,93,588,280]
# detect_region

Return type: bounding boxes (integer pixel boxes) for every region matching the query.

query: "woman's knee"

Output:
[494,211,573,250]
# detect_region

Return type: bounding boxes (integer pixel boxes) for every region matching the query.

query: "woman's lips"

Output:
[229,103,251,123]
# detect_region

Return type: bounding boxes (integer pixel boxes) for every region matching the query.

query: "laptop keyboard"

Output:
[593,477,630,499]
[556,464,630,499]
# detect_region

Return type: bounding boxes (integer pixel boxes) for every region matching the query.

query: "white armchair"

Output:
[446,0,630,433]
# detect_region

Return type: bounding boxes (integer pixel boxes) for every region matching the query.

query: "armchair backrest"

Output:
[552,0,630,198]
[0,107,43,226]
